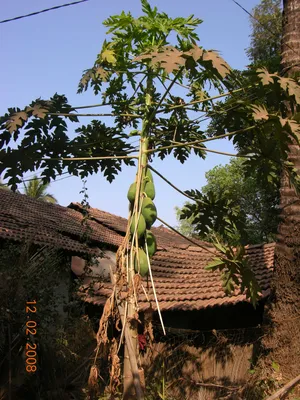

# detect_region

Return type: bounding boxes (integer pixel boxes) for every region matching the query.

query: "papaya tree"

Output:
[0,1,300,398]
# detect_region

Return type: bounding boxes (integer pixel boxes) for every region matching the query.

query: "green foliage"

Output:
[246,0,282,73]
[177,158,280,245]
[180,187,245,245]
[206,238,260,305]
[0,94,136,190]
[208,67,300,197]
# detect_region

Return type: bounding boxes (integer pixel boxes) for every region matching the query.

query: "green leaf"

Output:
[214,242,227,254]
[101,49,117,65]
[272,361,280,372]
[205,258,225,271]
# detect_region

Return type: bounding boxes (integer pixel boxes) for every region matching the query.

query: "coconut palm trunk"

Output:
[263,0,300,381]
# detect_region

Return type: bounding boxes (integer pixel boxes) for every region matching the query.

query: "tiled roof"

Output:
[0,189,121,255]
[70,203,275,311]
[0,190,275,311]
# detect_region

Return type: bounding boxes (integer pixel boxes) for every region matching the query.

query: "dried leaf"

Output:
[109,338,121,393]
[279,76,289,91]
[79,69,93,87]
[30,104,48,119]
[186,44,203,61]
[134,46,185,73]
[279,117,300,138]
[287,119,300,137]
[6,111,28,133]
[202,50,231,78]
[286,79,300,103]
[257,68,275,85]
[88,365,99,391]
[279,117,288,127]
[95,66,109,81]
[96,297,112,345]
[251,104,269,121]
[277,75,300,102]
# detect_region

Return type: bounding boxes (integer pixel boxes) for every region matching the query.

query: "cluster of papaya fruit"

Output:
[127,168,157,277]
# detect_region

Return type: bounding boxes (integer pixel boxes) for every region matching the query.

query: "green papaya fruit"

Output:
[144,181,155,200]
[141,197,157,228]
[145,168,153,182]
[127,182,137,203]
[134,248,149,277]
[130,214,146,238]
[145,230,157,257]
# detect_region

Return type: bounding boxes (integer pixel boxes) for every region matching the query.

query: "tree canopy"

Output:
[176,157,280,245]
[246,0,282,73]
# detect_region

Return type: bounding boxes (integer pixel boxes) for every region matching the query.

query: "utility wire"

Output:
[0,0,89,24]
[21,172,71,183]
[231,0,298,63]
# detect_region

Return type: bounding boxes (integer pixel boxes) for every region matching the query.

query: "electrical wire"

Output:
[0,0,89,24]
[231,0,298,62]
[21,173,72,183]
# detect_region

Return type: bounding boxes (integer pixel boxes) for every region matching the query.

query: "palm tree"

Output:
[23,176,57,203]
[263,0,300,382]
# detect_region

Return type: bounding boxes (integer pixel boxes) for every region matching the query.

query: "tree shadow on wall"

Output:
[142,327,265,400]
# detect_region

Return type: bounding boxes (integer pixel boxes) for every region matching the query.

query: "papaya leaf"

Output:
[186,44,203,62]
[28,104,48,119]
[6,111,28,134]
[95,66,109,81]
[101,49,117,65]
[134,46,185,74]
[278,76,300,103]
[202,50,231,78]
[257,68,275,86]
[251,104,269,121]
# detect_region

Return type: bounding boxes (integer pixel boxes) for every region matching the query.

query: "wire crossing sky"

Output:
[0,0,261,226]
[0,0,89,24]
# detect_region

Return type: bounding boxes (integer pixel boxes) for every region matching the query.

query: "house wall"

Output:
[71,250,116,284]
[140,303,264,398]
[143,338,255,400]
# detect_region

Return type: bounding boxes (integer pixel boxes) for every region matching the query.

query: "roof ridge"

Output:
[69,202,129,223]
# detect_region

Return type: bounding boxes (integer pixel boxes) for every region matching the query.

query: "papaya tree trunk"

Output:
[122,73,153,399]
[263,0,300,380]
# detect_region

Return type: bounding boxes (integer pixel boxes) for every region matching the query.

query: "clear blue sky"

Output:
[0,0,260,226]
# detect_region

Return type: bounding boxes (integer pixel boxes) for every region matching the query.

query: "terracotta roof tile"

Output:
[0,190,275,311]
[0,190,122,255]
[70,204,275,311]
